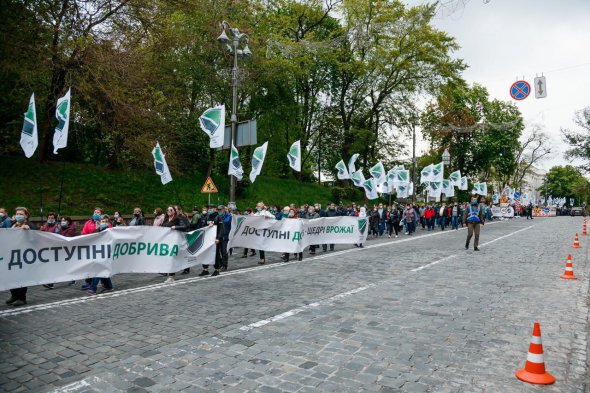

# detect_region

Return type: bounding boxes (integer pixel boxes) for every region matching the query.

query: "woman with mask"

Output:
[162,206,182,282]
[40,212,61,234]
[112,211,126,227]
[152,207,165,227]
[81,207,105,235]
[6,207,37,306]
[86,215,114,295]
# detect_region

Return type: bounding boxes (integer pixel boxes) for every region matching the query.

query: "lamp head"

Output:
[217,29,230,44]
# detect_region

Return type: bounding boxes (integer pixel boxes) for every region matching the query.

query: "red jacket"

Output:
[424,208,435,219]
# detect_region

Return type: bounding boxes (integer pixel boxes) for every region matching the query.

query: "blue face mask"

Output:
[93,213,101,220]
[100,222,109,229]
[471,200,478,206]
[15,215,25,223]
[208,209,214,214]
[47,219,55,224]
[61,221,68,227]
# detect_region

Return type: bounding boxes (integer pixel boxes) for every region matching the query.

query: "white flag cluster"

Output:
[472,182,488,196]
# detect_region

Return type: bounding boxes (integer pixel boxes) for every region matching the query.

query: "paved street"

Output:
[1,217,588,392]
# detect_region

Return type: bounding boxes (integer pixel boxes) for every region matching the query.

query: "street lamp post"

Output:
[442,148,450,202]
[218,21,252,209]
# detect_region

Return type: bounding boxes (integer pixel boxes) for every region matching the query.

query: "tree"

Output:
[542,165,590,206]
[421,82,524,184]
[511,125,552,189]
[562,107,590,174]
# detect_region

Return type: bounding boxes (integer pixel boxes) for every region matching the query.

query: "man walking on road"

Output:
[463,197,485,251]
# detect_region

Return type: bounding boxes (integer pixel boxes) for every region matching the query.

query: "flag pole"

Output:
[57,157,67,217]
[38,157,44,222]
[171,181,183,211]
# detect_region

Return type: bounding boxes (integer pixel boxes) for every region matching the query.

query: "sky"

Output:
[405,0,590,171]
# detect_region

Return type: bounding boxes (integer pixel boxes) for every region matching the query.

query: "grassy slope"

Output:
[2,156,337,216]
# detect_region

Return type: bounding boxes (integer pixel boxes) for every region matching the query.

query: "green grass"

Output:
[2,156,339,216]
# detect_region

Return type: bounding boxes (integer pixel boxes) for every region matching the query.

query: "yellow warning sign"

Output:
[200,177,218,193]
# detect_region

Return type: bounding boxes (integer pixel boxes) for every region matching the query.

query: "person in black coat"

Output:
[197,209,224,277]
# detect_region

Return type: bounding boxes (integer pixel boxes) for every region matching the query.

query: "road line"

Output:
[241,223,532,330]
[239,284,375,331]
[0,221,508,318]
[49,376,102,393]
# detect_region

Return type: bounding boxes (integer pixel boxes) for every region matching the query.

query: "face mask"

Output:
[288,212,294,218]
[114,214,120,218]
[61,221,68,228]
[47,219,55,224]
[308,210,313,214]
[256,207,262,212]
[100,222,109,229]
[0,212,4,218]
[471,200,478,205]
[93,213,101,220]
[15,215,25,223]
[208,209,214,214]
[134,213,140,217]
[329,207,335,211]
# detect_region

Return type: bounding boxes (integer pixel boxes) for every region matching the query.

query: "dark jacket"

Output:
[325,208,338,217]
[128,215,146,226]
[60,224,77,237]
[221,213,232,241]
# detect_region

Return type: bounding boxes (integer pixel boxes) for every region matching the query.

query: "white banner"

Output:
[228,216,368,253]
[0,226,217,292]
[492,205,515,218]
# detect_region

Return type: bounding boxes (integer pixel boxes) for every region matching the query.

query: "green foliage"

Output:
[0,157,349,216]
[421,82,524,183]
[562,107,590,174]
[542,165,590,206]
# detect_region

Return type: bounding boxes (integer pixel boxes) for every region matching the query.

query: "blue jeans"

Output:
[90,277,113,292]
[378,221,385,235]
[407,221,415,234]
[451,216,459,230]
[440,217,446,230]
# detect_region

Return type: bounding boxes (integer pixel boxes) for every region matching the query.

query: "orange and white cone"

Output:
[572,233,581,248]
[582,223,587,236]
[515,322,555,385]
[561,254,577,279]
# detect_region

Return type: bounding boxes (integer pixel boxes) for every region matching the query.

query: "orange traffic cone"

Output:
[572,233,581,248]
[560,254,577,279]
[582,223,587,236]
[515,322,555,385]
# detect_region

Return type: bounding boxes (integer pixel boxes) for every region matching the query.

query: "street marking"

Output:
[239,285,375,331]
[0,221,507,318]
[479,225,533,247]
[411,254,458,272]
[49,376,102,393]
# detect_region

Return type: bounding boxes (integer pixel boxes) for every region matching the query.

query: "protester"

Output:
[322,203,338,252]
[152,207,165,227]
[218,205,231,271]
[81,207,104,235]
[6,207,37,306]
[0,207,12,228]
[404,203,416,235]
[86,215,114,295]
[369,207,379,238]
[386,205,400,238]
[112,211,126,227]
[197,207,224,277]
[252,202,275,264]
[306,205,321,254]
[40,212,61,289]
[282,208,303,261]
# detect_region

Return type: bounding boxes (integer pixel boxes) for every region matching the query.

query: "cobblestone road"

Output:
[1,217,588,392]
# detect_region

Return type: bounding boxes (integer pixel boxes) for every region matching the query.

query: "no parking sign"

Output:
[510,80,531,100]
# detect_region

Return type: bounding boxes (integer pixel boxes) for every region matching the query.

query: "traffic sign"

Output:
[510,80,531,100]
[200,177,218,193]
[534,76,547,98]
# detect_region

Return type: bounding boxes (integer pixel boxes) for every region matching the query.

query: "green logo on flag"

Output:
[186,230,205,255]
[288,144,299,167]
[234,217,246,235]
[22,103,35,137]
[199,108,222,136]
[358,219,367,235]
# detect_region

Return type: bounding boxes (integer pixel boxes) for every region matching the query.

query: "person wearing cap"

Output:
[197,205,224,276]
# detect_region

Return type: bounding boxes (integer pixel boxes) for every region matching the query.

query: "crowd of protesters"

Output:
[1,198,495,307]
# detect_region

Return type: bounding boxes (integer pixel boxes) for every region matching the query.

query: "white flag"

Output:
[480,182,488,196]
[420,164,433,184]
[431,162,444,182]
[393,169,410,185]
[348,153,359,175]
[363,178,378,200]
[249,141,268,183]
[228,142,243,180]
[335,160,350,180]
[429,181,443,198]
[53,88,71,154]
[442,179,454,197]
[449,170,461,187]
[408,182,414,196]
[20,93,38,158]
[287,140,301,172]
[369,161,386,185]
[351,169,365,188]
[396,183,409,198]
[460,176,468,191]
[198,105,225,148]
[152,142,173,185]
